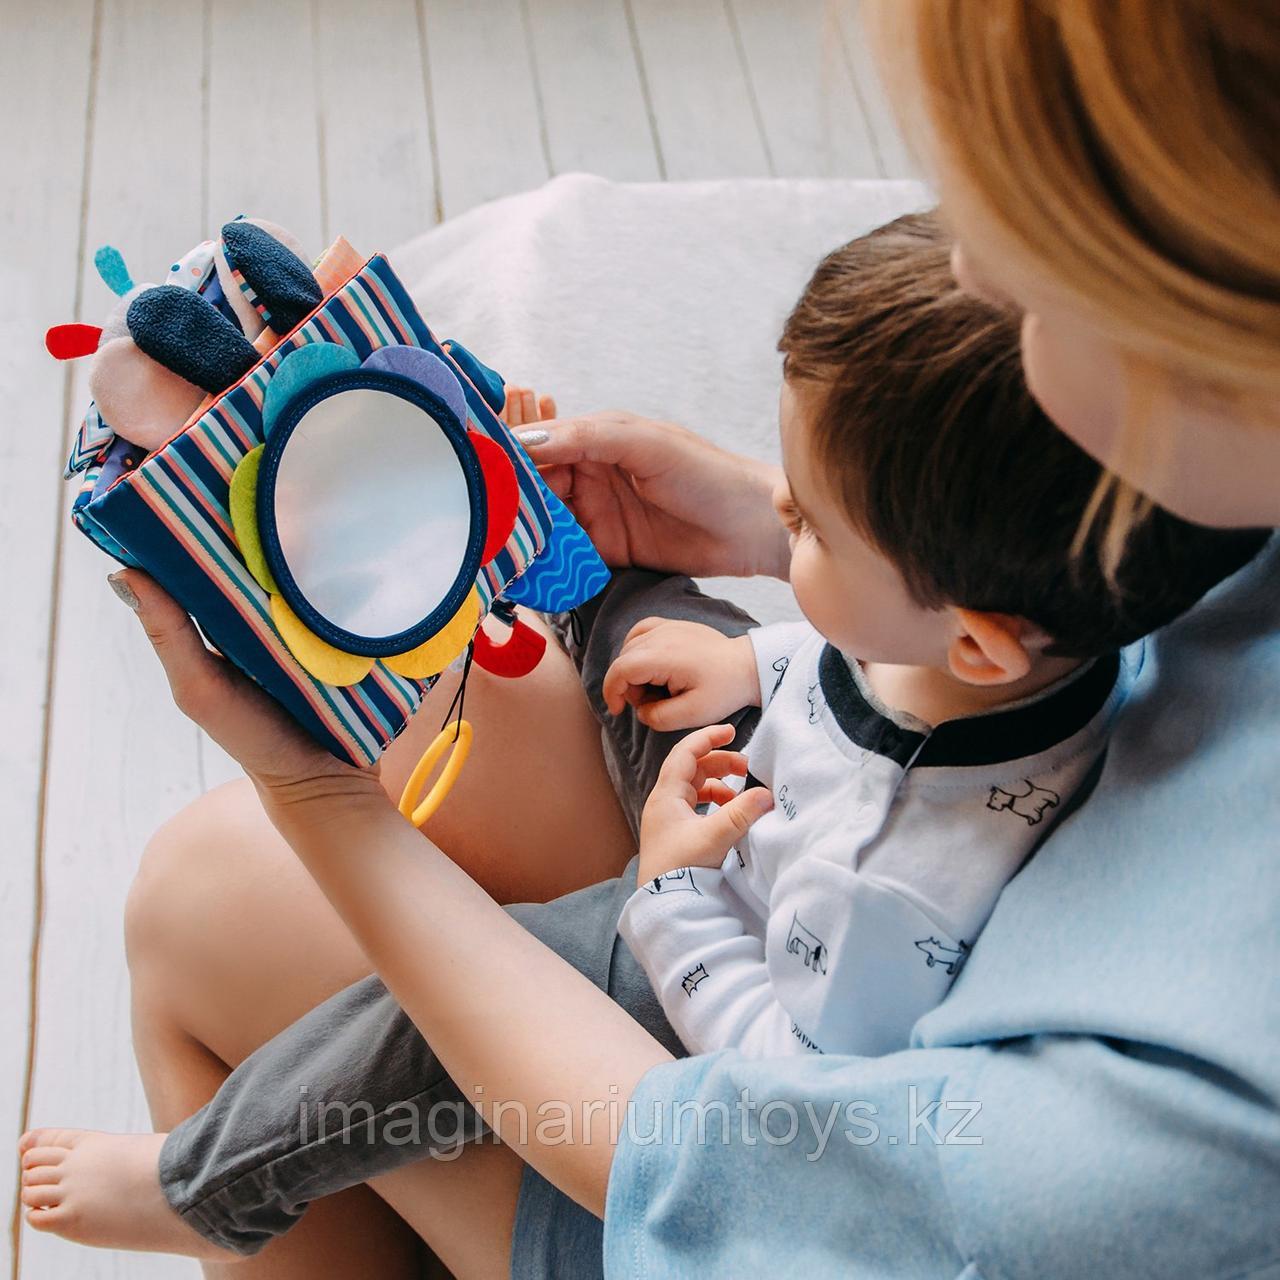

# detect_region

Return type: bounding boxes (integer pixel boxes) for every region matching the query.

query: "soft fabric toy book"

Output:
[50,216,609,781]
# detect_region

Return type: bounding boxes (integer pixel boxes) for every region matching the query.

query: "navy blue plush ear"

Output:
[221,220,322,335]
[443,339,506,414]
[127,285,260,393]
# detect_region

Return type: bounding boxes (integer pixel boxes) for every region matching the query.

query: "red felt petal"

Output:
[469,429,520,563]
[45,323,104,360]
[472,617,547,678]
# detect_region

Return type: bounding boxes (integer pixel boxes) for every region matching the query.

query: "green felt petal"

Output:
[229,445,278,594]
[262,342,360,438]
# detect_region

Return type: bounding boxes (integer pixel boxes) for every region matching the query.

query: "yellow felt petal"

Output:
[229,445,278,594]
[383,587,481,679]
[270,594,374,686]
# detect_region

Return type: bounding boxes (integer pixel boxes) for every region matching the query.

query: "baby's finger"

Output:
[635,691,709,733]
[655,736,702,790]
[658,724,736,784]
[623,682,658,710]
[621,616,669,647]
[704,785,774,848]
[538,394,558,420]
[697,779,740,807]
[681,723,739,759]
[520,388,536,424]
[688,749,748,789]
[602,647,666,716]
[645,754,700,815]
[503,386,529,426]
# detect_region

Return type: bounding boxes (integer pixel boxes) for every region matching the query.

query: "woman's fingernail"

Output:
[107,571,140,611]
[516,428,549,446]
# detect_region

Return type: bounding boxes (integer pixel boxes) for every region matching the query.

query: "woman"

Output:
[24,1,1280,1275]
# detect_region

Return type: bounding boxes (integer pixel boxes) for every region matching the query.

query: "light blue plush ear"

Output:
[502,477,609,611]
[94,245,134,297]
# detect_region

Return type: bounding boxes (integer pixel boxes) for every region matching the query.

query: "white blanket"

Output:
[393,173,931,624]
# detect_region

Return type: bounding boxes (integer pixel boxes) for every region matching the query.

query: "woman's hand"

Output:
[637,724,774,883]
[517,410,791,580]
[107,568,385,808]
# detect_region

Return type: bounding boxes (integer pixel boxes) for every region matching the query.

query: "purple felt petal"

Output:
[363,345,468,425]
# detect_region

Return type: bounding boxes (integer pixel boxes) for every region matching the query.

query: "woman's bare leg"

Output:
[103,787,429,1277]
[381,610,636,903]
[370,1141,526,1280]
[20,616,631,1272]
[23,776,569,1278]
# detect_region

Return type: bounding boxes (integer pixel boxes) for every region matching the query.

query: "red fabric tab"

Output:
[46,323,103,360]
[472,616,547,678]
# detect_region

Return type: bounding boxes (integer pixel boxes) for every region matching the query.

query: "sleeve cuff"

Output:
[748,621,813,709]
[617,866,729,955]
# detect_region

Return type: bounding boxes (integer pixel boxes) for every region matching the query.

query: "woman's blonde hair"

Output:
[865,0,1279,565]
[868,0,1280,397]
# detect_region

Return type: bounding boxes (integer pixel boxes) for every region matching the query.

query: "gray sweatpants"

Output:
[158,570,762,1271]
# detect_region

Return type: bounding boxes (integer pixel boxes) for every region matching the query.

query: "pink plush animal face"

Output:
[47,219,322,460]
[88,336,206,452]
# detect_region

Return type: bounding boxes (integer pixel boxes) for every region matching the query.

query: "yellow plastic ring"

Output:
[398,719,474,828]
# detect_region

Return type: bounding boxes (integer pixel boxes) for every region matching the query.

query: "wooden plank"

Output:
[317,0,441,250]
[727,0,879,179]
[22,1,210,1276]
[200,0,327,795]
[206,0,326,250]
[421,0,551,219]
[625,0,771,180]
[202,0,327,795]
[0,0,96,1272]
[837,0,916,178]
[524,0,661,181]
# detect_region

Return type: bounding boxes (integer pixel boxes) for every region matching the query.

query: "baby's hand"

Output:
[602,619,761,731]
[638,724,773,883]
[501,385,557,427]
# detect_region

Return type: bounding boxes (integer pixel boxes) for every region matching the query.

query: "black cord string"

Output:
[440,641,476,744]
[568,607,584,649]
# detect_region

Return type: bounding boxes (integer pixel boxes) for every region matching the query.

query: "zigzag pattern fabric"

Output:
[64,404,116,478]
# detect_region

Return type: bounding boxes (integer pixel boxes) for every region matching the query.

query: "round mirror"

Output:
[257,370,485,657]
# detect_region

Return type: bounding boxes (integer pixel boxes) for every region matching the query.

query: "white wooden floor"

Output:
[0,1,907,1275]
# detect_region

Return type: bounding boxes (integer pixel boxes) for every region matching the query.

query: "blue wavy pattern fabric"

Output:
[503,475,610,611]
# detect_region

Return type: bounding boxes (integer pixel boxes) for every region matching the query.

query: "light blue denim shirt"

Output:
[604,537,1280,1279]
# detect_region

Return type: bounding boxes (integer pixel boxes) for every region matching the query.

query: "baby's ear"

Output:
[947,609,1048,686]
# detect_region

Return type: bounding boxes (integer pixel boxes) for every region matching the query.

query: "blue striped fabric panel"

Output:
[71,255,555,764]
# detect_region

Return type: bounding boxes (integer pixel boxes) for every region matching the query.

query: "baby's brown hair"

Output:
[778,211,1269,658]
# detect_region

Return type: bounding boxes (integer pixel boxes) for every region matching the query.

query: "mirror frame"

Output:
[256,368,486,658]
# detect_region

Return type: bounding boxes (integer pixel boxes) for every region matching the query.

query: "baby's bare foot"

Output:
[19,1127,238,1261]
[501,385,557,428]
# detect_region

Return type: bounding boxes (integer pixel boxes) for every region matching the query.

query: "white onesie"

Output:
[617,621,1129,1057]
